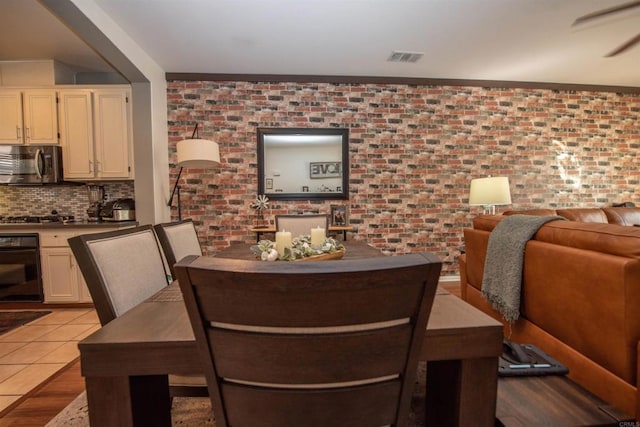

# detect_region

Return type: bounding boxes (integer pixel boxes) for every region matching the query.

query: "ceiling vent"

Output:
[387,51,424,63]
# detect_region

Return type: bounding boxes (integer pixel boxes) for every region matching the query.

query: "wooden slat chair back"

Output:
[154,219,202,279]
[275,214,329,238]
[176,252,442,427]
[68,225,207,397]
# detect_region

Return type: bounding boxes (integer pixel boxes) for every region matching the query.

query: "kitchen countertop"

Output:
[0,221,139,231]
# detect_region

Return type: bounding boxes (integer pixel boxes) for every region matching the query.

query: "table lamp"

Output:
[168,124,220,220]
[469,176,512,215]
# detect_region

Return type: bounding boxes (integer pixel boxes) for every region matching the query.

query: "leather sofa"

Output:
[503,206,640,226]
[459,210,640,418]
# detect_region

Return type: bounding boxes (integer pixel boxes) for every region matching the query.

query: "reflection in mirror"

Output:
[258,128,349,200]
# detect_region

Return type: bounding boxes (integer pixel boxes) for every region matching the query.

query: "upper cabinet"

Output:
[93,89,133,179]
[58,90,93,178]
[58,87,134,181]
[0,89,59,145]
[0,91,21,144]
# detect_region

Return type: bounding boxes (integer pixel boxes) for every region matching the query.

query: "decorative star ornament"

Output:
[251,194,269,212]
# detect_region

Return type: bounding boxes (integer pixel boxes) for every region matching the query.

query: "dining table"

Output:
[78,241,503,426]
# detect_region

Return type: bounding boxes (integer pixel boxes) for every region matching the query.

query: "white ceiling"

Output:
[0,0,113,73]
[2,0,640,88]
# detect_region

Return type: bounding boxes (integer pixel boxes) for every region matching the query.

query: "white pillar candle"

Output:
[310,227,326,248]
[275,230,292,257]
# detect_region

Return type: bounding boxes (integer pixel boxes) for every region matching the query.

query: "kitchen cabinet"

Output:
[57,90,93,179]
[41,246,86,302]
[0,91,21,144]
[0,89,58,145]
[58,87,134,180]
[40,230,91,303]
[39,226,136,303]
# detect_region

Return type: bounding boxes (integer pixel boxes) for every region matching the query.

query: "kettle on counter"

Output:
[100,198,136,222]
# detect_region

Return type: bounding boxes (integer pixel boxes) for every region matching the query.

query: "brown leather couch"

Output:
[504,206,640,226]
[460,213,640,418]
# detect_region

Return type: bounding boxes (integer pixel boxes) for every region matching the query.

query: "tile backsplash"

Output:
[0,182,134,219]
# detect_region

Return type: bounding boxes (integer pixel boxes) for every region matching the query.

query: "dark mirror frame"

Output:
[257,127,350,201]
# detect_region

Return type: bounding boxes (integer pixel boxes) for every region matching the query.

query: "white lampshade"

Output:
[469,177,512,213]
[176,139,220,168]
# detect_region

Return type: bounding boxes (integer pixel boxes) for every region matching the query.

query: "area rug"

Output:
[45,392,215,426]
[0,310,51,335]
[46,363,428,426]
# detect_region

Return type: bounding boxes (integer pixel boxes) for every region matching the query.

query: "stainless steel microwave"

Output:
[0,145,64,185]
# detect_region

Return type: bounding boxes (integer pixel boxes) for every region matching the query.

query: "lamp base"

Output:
[483,205,496,215]
[168,167,183,221]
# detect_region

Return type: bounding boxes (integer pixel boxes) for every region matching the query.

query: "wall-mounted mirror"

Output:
[258,128,349,200]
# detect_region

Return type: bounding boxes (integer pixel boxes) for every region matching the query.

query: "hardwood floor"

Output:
[497,375,628,426]
[0,359,83,427]
[438,280,460,297]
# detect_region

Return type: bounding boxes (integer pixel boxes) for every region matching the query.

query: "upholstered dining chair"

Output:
[275,214,329,238]
[175,252,442,427]
[68,225,208,398]
[154,219,202,280]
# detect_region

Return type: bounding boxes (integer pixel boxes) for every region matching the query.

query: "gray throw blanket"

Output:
[482,215,565,323]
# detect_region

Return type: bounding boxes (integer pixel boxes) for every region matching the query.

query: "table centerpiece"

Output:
[251,235,345,261]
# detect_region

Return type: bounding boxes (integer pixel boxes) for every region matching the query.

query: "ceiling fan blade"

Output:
[573,0,640,25]
[605,32,640,56]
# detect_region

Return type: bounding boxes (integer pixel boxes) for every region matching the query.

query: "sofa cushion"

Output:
[502,207,640,226]
[503,209,557,216]
[602,207,640,226]
[534,221,640,260]
[556,208,608,223]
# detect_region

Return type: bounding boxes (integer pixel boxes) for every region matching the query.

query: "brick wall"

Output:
[167,81,640,275]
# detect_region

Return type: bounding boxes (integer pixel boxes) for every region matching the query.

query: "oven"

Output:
[0,234,43,302]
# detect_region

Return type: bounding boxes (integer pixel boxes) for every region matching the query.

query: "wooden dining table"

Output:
[78,242,502,426]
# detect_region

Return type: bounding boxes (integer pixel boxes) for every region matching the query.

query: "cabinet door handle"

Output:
[89,160,93,173]
[16,126,21,140]
[25,127,30,141]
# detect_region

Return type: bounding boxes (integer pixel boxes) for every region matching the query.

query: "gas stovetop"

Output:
[0,214,75,224]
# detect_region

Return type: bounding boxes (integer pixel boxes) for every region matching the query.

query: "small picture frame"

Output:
[266,178,273,190]
[302,186,309,192]
[330,205,348,226]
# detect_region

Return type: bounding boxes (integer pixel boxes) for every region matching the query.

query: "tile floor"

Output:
[0,308,99,414]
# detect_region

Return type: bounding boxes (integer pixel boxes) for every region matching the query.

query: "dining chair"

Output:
[68,225,208,398]
[175,252,442,427]
[275,214,329,238]
[154,219,202,280]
